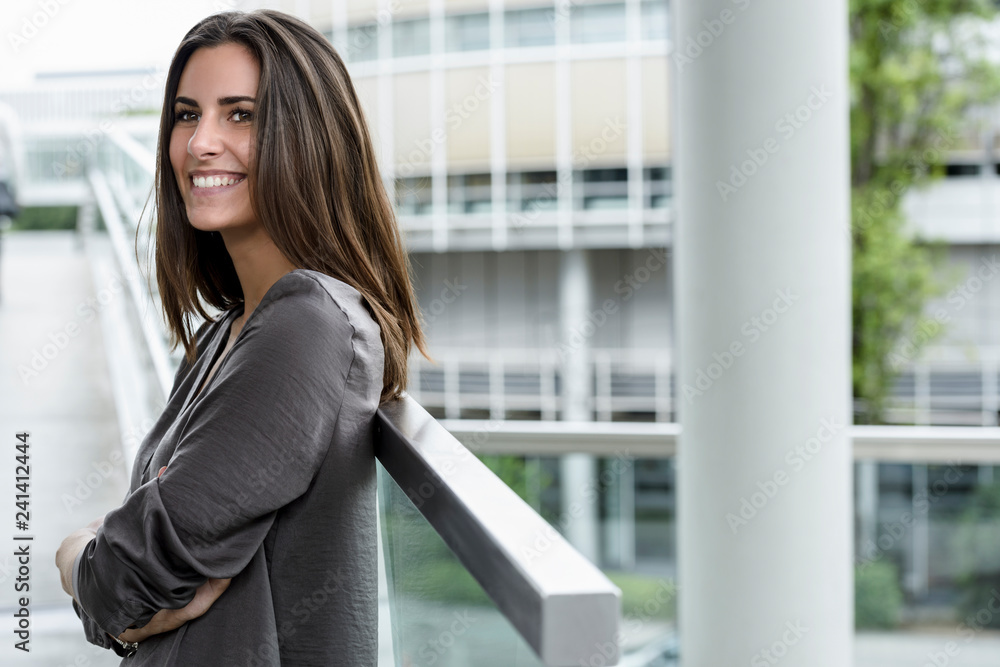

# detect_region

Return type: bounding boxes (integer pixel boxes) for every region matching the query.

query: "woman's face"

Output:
[169,42,258,234]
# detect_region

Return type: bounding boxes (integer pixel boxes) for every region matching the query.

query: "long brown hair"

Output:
[142,9,432,403]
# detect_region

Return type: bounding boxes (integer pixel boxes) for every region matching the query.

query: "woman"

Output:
[55,9,430,665]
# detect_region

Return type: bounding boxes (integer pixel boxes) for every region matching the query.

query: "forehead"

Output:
[177,43,259,98]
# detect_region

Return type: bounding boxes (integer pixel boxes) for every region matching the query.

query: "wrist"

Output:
[107,632,139,657]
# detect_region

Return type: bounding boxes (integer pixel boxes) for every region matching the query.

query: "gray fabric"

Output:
[71,269,384,666]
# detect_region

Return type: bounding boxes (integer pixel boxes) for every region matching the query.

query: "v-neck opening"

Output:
[176,269,307,415]
[180,304,244,415]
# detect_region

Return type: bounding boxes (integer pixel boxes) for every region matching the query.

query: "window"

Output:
[344,24,380,62]
[505,7,556,48]
[946,163,981,177]
[394,18,430,57]
[395,176,433,215]
[446,12,491,52]
[570,3,626,44]
[448,172,492,213]
[641,0,668,41]
[644,165,672,208]
[578,167,628,209]
[508,170,558,212]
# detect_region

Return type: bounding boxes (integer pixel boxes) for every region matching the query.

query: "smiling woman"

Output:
[169,43,257,235]
[54,9,433,666]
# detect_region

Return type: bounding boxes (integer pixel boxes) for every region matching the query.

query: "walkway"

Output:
[0,230,127,665]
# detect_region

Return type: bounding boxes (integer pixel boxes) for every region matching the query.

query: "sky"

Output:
[0,0,268,88]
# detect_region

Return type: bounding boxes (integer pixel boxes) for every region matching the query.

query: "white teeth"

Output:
[192,175,244,188]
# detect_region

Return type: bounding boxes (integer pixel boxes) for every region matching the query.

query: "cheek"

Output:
[168,132,188,181]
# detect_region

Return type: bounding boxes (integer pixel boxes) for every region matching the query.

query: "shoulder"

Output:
[244,269,384,368]
[256,270,379,336]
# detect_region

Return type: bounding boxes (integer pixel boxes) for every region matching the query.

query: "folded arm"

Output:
[69,287,355,640]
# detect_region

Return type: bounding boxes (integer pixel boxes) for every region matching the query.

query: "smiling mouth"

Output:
[191,175,246,189]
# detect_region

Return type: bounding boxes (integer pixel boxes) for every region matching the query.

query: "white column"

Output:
[674,1,852,665]
[560,247,600,563]
[856,461,879,562]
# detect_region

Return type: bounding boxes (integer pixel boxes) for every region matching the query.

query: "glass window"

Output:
[570,3,626,44]
[345,23,380,62]
[582,167,628,183]
[578,167,628,209]
[641,0,668,41]
[945,163,981,177]
[644,165,672,208]
[445,12,491,52]
[448,173,493,213]
[505,7,556,48]
[508,170,558,212]
[395,176,433,215]
[393,18,430,57]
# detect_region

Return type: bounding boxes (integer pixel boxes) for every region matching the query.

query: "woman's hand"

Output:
[56,516,104,601]
[115,576,233,644]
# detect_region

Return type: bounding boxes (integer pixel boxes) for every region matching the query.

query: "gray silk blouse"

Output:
[70,269,384,666]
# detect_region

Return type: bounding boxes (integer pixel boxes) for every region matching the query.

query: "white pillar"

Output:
[856,461,879,563]
[674,1,852,665]
[560,248,600,563]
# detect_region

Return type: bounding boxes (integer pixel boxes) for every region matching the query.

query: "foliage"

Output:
[8,206,78,231]
[479,454,554,509]
[849,0,1000,423]
[855,560,903,629]
[954,480,1000,626]
[604,570,676,623]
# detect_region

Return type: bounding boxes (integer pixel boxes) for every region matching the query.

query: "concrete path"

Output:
[0,230,128,665]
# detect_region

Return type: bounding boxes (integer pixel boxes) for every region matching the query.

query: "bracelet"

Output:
[113,633,139,656]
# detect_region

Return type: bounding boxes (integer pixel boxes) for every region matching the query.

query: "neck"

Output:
[219,225,299,323]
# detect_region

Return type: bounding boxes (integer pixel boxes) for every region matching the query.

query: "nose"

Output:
[187,114,224,159]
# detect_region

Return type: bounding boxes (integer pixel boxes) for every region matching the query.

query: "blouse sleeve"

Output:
[69,318,210,654]
[72,279,357,639]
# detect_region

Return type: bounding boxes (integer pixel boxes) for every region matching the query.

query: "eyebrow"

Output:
[174,95,256,107]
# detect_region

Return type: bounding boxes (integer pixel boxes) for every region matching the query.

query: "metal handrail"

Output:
[87,167,174,399]
[438,418,1000,463]
[375,394,622,666]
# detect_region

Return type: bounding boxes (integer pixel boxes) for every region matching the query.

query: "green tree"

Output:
[849,0,1000,423]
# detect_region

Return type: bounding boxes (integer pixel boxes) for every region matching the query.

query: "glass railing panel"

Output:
[378,460,549,666]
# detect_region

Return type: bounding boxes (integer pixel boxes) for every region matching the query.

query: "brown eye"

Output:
[230,109,254,123]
